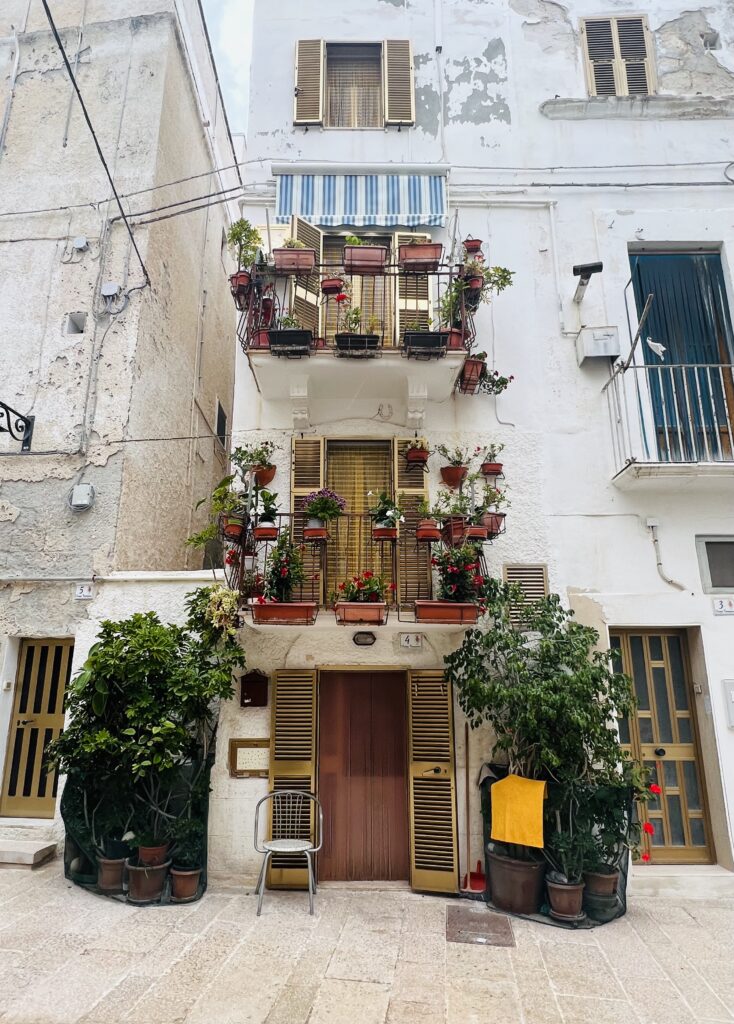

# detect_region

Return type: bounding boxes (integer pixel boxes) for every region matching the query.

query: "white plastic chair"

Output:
[253,789,323,916]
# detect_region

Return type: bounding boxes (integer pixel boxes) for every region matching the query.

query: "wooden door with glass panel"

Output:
[610,631,712,863]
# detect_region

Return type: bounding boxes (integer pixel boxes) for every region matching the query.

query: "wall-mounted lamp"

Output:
[352,631,377,647]
[572,261,603,305]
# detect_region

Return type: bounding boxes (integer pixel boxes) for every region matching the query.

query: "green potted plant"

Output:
[402,317,451,357]
[253,489,279,541]
[479,443,505,478]
[463,236,483,256]
[478,484,509,537]
[405,438,431,467]
[170,818,205,902]
[415,498,441,543]
[301,488,347,540]
[415,545,484,624]
[268,310,313,355]
[436,444,473,489]
[438,281,466,350]
[272,236,317,273]
[367,491,405,540]
[232,441,279,488]
[342,233,388,275]
[187,475,248,548]
[252,533,316,624]
[458,351,488,395]
[431,487,472,545]
[461,262,514,312]
[332,570,396,625]
[335,298,381,354]
[227,219,262,310]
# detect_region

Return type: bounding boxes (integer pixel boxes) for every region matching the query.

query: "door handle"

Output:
[20,718,36,725]
[422,766,444,775]
[654,747,666,757]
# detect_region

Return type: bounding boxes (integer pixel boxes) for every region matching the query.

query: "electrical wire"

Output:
[40,0,150,286]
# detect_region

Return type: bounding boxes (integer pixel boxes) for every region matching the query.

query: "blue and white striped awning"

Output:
[275,172,447,228]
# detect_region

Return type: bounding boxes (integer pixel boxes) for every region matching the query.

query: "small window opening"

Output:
[216,401,228,449]
[66,312,87,334]
[701,31,720,50]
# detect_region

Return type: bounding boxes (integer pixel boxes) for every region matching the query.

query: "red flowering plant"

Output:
[432,545,485,603]
[258,532,305,604]
[332,570,396,604]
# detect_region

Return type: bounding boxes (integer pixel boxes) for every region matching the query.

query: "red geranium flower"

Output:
[335,293,348,303]
[363,570,373,579]
[256,596,266,605]
[357,580,364,588]
[389,583,396,591]
[338,582,346,591]
[449,584,457,594]
[641,852,650,862]
[649,783,661,795]
[643,822,655,835]
[280,568,288,577]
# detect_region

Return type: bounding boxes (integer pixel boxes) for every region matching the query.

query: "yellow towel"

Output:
[490,774,547,849]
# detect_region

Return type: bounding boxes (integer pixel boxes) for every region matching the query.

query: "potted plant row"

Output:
[301,488,347,540]
[251,532,318,624]
[415,545,487,624]
[333,570,396,625]
[437,444,505,490]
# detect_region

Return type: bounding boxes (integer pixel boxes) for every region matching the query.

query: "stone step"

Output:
[631,863,734,898]
[0,839,57,868]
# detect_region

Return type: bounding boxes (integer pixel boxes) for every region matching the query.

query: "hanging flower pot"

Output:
[303,516,329,541]
[253,464,276,487]
[440,465,468,489]
[465,274,484,291]
[272,247,317,273]
[465,524,489,542]
[481,511,506,536]
[446,328,466,350]
[416,518,441,542]
[458,358,485,395]
[343,244,388,275]
[321,276,345,295]
[441,515,468,546]
[253,522,278,541]
[463,237,483,255]
[406,446,430,466]
[481,461,503,477]
[229,269,251,310]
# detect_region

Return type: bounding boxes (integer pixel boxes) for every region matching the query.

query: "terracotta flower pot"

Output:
[440,465,468,489]
[272,247,317,272]
[251,601,318,625]
[222,514,246,539]
[547,880,586,922]
[466,275,483,291]
[171,866,202,902]
[446,328,465,350]
[229,270,251,310]
[463,238,483,254]
[441,515,468,545]
[414,601,478,624]
[416,519,441,542]
[487,851,546,915]
[481,461,503,477]
[253,523,279,541]
[138,843,170,867]
[481,512,506,536]
[253,464,276,487]
[303,527,329,541]
[96,856,125,894]
[458,358,485,395]
[321,276,345,295]
[398,242,443,272]
[251,329,271,350]
[126,859,170,904]
[583,870,619,896]
[373,525,398,541]
[343,244,388,275]
[465,525,488,541]
[406,447,430,466]
[335,601,388,625]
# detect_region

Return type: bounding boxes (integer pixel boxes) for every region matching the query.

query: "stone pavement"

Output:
[1,864,733,1024]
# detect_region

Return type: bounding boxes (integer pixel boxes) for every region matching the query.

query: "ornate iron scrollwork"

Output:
[0,401,34,451]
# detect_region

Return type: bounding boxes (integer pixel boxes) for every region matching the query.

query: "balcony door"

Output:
[630,252,734,461]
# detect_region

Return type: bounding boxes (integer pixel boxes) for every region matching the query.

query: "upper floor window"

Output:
[582,16,655,97]
[294,39,414,128]
[696,537,734,593]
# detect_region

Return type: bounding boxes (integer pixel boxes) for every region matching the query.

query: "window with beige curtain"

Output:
[325,45,383,128]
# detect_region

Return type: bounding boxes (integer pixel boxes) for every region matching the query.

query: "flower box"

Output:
[447,328,466,350]
[334,601,388,625]
[463,238,483,254]
[403,330,449,357]
[415,518,441,542]
[250,329,270,350]
[343,245,388,275]
[440,465,468,489]
[465,525,489,542]
[229,270,251,311]
[303,515,329,541]
[482,512,506,537]
[272,248,317,273]
[457,358,485,395]
[415,601,479,624]
[373,525,398,541]
[321,276,345,295]
[253,464,276,487]
[253,524,278,541]
[335,333,379,355]
[481,461,503,477]
[267,329,313,356]
[406,447,430,466]
[398,242,443,272]
[251,601,318,625]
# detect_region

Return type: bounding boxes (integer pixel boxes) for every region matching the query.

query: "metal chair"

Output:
[253,789,323,916]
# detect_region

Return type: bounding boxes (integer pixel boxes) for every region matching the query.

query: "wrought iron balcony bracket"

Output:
[0,401,34,451]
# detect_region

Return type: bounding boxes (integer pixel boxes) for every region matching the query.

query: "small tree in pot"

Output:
[227,219,262,310]
[169,818,206,902]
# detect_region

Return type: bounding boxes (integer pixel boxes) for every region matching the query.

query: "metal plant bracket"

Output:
[0,401,34,451]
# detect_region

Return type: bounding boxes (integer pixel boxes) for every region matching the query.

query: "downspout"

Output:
[646,519,686,591]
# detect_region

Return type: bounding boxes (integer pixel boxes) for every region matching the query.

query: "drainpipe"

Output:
[646,518,686,591]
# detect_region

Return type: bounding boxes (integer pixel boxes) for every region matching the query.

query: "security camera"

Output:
[572,262,603,304]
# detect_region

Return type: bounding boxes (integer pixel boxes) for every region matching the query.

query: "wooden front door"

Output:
[318,671,409,881]
[0,639,73,818]
[611,631,712,863]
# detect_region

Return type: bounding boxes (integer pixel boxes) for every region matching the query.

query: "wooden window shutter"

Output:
[267,669,317,889]
[294,40,325,125]
[289,217,324,337]
[394,439,431,605]
[503,564,549,624]
[408,671,458,894]
[582,17,653,97]
[291,437,324,601]
[383,40,415,125]
[395,233,433,342]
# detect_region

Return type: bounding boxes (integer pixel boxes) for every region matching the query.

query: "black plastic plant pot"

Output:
[267,329,313,356]
[335,333,380,354]
[403,330,449,355]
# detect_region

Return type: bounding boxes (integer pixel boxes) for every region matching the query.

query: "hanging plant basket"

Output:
[334,601,388,625]
[251,601,318,625]
[272,248,317,273]
[463,237,483,255]
[447,328,466,350]
[465,524,489,542]
[303,516,329,541]
[415,601,479,624]
[481,461,503,478]
[440,465,468,488]
[229,270,251,311]
[343,244,388,275]
[415,518,441,542]
[321,276,345,295]
[398,242,443,272]
[481,511,506,537]
[406,447,430,466]
[465,274,484,291]
[253,464,276,487]
[458,358,485,395]
[253,523,278,541]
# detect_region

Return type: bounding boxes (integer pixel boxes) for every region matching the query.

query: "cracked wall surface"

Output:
[656,10,734,95]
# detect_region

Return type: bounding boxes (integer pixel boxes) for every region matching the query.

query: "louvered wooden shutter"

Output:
[267,669,317,889]
[395,233,432,344]
[292,437,324,602]
[395,439,431,606]
[294,40,325,125]
[583,18,653,97]
[383,40,414,125]
[289,217,323,337]
[407,671,458,894]
[503,564,549,625]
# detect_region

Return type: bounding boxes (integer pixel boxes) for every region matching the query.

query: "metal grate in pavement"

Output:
[446,904,515,946]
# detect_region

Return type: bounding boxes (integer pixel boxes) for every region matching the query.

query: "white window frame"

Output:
[696,535,734,594]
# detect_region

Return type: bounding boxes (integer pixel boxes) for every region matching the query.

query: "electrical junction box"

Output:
[70,483,95,511]
[724,681,734,728]
[576,326,621,366]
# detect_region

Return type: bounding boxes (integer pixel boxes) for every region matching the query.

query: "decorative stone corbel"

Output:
[406,380,427,431]
[290,379,310,430]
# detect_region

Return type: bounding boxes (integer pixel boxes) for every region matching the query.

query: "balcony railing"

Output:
[603,362,734,474]
[235,261,479,359]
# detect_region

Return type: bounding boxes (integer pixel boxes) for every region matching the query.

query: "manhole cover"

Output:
[446,904,515,946]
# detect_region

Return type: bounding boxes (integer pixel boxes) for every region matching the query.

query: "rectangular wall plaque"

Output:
[228,738,270,778]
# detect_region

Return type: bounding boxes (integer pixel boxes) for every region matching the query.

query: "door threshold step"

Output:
[319,880,412,891]
[631,864,734,898]
[0,839,57,868]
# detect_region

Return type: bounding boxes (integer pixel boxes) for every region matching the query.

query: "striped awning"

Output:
[275,172,447,228]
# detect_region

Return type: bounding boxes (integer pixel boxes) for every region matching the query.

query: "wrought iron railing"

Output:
[603,362,734,473]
